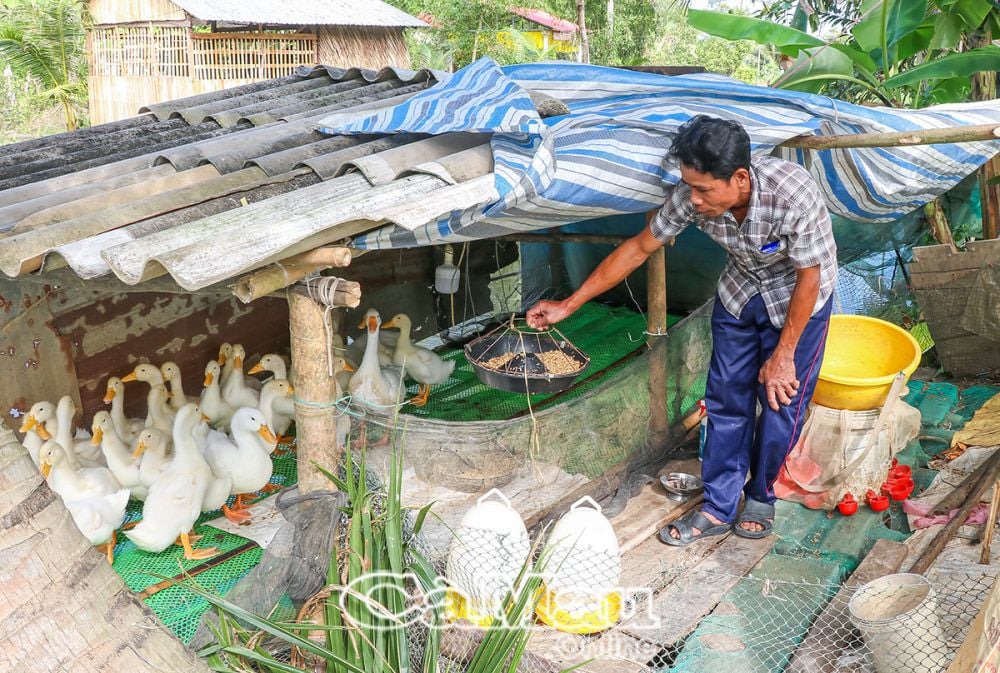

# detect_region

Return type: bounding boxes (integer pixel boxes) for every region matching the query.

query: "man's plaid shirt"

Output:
[650,155,837,328]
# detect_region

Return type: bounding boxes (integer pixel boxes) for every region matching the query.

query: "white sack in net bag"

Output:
[775,398,921,511]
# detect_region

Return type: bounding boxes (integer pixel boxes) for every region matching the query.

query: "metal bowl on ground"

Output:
[659,472,704,502]
[465,331,590,395]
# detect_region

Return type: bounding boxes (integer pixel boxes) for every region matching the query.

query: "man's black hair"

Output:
[668,115,751,180]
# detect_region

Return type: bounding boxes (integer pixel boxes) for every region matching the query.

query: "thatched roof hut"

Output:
[86,0,427,124]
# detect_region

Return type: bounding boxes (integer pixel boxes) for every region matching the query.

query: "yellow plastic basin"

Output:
[813,315,921,411]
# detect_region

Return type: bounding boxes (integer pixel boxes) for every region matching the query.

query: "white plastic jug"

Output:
[445,489,530,625]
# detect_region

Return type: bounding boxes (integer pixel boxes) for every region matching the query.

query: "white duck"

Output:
[38,440,121,503]
[217,343,235,384]
[125,404,231,559]
[222,344,260,409]
[91,411,144,499]
[121,363,173,429]
[200,360,235,429]
[121,362,165,387]
[102,376,144,443]
[382,313,456,407]
[348,308,404,409]
[248,353,290,382]
[343,328,397,369]
[146,383,176,433]
[53,396,103,469]
[133,428,173,495]
[202,407,278,516]
[161,362,197,411]
[38,441,127,564]
[18,400,57,466]
[258,379,294,445]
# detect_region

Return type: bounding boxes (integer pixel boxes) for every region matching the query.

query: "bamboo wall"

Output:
[88,26,318,123]
[88,74,260,123]
[88,0,186,25]
[316,26,410,70]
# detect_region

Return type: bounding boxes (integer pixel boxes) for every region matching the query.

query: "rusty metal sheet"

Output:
[52,292,289,419]
[0,294,81,436]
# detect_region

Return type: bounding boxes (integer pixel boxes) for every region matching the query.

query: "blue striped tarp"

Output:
[317,58,1000,250]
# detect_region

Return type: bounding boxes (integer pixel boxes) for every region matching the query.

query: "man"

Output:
[526,116,837,545]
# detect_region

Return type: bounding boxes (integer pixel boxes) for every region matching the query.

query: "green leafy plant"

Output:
[687,1,1000,107]
[184,439,566,673]
[0,0,88,130]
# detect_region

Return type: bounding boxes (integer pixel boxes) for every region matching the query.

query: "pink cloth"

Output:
[903,499,990,529]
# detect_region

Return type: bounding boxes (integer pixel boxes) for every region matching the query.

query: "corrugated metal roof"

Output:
[0,64,500,292]
[172,0,429,28]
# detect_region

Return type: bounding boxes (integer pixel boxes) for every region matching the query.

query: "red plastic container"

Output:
[887,478,915,501]
[867,489,890,512]
[838,493,858,516]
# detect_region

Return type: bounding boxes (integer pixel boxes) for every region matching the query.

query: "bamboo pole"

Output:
[233,247,355,304]
[779,123,1000,150]
[288,286,344,494]
[980,479,1000,564]
[910,449,1000,575]
[646,230,669,451]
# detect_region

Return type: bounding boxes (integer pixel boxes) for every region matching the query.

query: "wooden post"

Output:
[646,231,668,451]
[232,248,356,304]
[288,288,343,494]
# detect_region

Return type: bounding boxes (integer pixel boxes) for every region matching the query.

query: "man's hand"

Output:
[759,350,799,411]
[526,300,573,329]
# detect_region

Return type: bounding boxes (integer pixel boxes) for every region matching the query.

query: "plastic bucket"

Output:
[847,573,949,673]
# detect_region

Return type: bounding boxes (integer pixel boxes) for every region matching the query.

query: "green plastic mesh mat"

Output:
[111,440,299,644]
[396,303,682,423]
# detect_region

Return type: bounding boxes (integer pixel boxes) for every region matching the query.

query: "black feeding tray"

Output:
[464,330,590,395]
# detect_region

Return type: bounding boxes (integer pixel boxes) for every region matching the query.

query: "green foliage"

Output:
[0,0,88,131]
[688,0,1000,107]
[389,0,656,68]
[190,441,552,673]
[650,7,783,85]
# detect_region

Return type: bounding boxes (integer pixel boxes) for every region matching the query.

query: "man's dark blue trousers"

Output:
[701,293,833,524]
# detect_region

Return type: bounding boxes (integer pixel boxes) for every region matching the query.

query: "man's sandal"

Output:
[734,499,775,539]
[658,510,732,547]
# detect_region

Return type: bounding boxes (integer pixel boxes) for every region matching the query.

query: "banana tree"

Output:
[688,0,1000,108]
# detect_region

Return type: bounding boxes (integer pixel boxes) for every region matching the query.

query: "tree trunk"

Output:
[606,0,614,38]
[576,0,590,64]
[0,426,210,673]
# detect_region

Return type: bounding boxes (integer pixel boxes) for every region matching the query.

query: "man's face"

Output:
[680,164,750,218]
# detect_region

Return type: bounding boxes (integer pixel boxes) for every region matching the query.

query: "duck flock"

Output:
[15,309,457,564]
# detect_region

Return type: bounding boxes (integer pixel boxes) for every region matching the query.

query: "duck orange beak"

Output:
[132,441,146,459]
[103,387,115,404]
[258,424,278,445]
[18,415,36,433]
[234,356,243,369]
[40,462,51,478]
[36,424,52,441]
[90,427,104,446]
[382,318,397,329]
[286,384,295,394]
[247,363,264,375]
[367,315,378,333]
[121,371,138,383]
[201,413,211,422]
[203,372,214,386]
[217,352,226,365]
[342,362,355,373]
